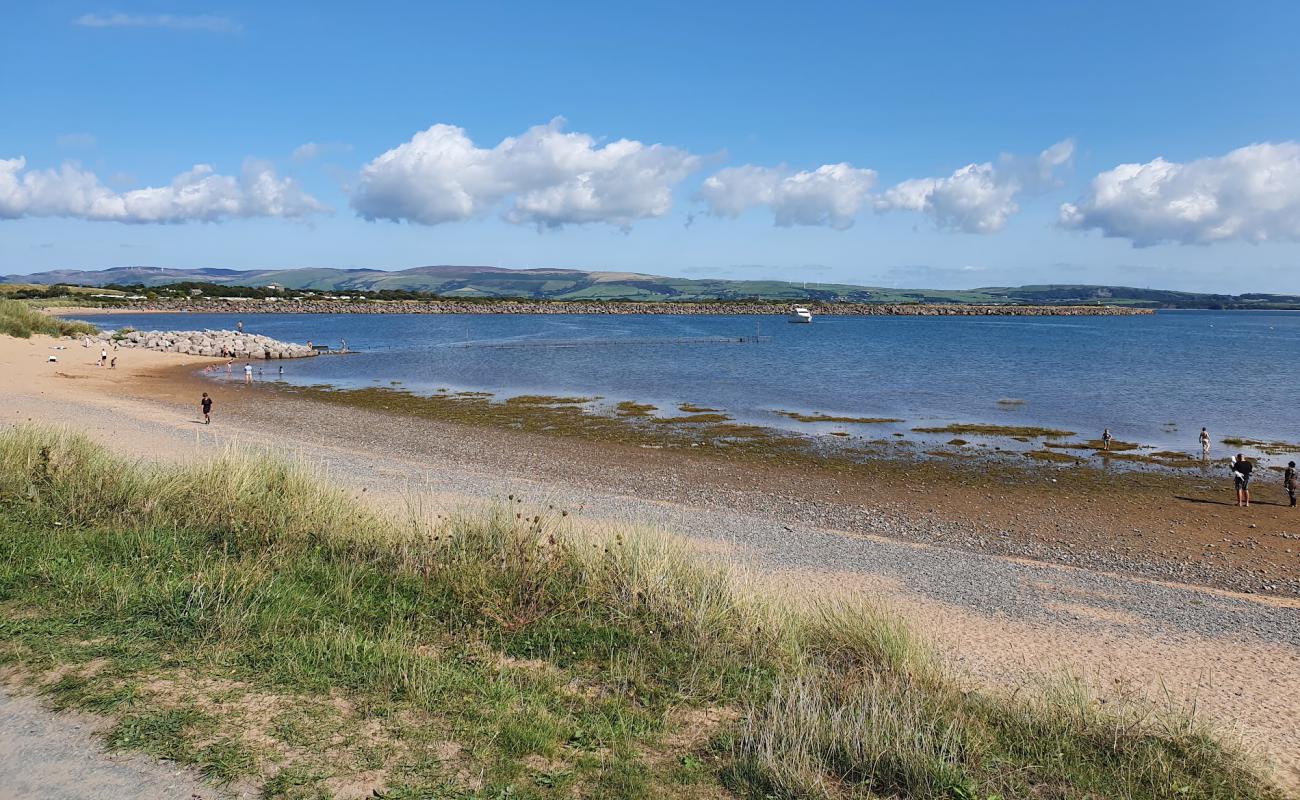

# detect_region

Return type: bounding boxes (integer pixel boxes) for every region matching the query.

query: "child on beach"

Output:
[1101,428,1113,450]
[1286,461,1297,508]
[1199,427,1210,459]
[1231,454,1253,507]
[99,348,107,367]
[109,356,116,369]
[200,392,213,424]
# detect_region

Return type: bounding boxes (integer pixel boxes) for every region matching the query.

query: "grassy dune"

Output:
[0,426,1283,799]
[0,299,98,338]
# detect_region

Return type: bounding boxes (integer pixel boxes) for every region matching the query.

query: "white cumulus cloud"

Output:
[874,140,1075,233]
[292,141,353,161]
[0,157,326,223]
[697,140,1072,232]
[73,13,241,33]
[351,118,702,230]
[696,163,878,230]
[1059,142,1300,246]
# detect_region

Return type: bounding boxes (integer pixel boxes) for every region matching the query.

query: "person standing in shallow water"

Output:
[1285,461,1297,508]
[1200,427,1211,460]
[1231,453,1253,507]
[243,363,253,384]
[1101,428,1113,450]
[200,392,213,424]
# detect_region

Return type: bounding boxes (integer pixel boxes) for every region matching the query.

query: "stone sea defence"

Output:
[83,328,316,359]
[87,299,1155,316]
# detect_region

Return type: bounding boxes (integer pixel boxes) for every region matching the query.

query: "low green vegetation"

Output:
[678,403,721,413]
[0,426,1283,799]
[0,299,98,339]
[1222,438,1299,456]
[1043,439,1142,452]
[614,401,657,417]
[653,413,734,424]
[911,423,1076,438]
[777,411,903,424]
[1025,449,1082,464]
[503,395,598,406]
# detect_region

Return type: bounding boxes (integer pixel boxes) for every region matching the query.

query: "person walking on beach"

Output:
[109,356,116,369]
[243,363,253,384]
[1200,427,1211,459]
[1285,461,1298,508]
[99,348,107,367]
[200,392,213,424]
[1231,453,1253,507]
[1101,428,1113,451]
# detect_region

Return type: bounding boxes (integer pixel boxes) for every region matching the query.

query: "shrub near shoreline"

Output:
[0,426,1283,800]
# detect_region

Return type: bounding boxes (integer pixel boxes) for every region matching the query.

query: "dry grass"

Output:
[0,425,1283,800]
[0,299,98,339]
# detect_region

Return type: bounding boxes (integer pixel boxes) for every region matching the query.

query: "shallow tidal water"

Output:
[77,309,1300,461]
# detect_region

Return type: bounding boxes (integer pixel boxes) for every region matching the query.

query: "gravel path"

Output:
[0,688,241,800]
[2,379,1298,793]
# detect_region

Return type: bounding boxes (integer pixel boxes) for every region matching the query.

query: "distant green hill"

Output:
[4,266,1298,308]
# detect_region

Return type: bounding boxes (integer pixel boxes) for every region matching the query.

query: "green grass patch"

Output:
[0,426,1283,800]
[0,299,98,339]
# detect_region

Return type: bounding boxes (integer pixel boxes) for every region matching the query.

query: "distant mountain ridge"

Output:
[4,266,1298,308]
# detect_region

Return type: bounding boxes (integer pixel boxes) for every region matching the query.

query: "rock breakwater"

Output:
[82,328,316,359]
[78,299,1155,317]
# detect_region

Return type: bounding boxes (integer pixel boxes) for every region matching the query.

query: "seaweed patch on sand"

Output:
[776,411,903,424]
[912,423,1075,438]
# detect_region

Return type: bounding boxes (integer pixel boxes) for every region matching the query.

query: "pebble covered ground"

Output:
[2,364,1298,793]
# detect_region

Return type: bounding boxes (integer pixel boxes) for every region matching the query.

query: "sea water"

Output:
[75,310,1300,457]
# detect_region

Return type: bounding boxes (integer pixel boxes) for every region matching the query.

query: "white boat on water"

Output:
[788,306,813,323]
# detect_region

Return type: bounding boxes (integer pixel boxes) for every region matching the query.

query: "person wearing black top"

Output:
[200,392,213,425]
[1231,453,1253,507]
[1285,461,1297,508]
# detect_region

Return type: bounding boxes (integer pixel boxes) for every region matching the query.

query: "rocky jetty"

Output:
[82,299,1155,317]
[81,328,317,359]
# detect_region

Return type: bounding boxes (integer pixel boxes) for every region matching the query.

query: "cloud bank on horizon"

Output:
[4,121,1300,249]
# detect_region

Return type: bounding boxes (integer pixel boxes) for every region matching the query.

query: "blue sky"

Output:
[3,1,1299,292]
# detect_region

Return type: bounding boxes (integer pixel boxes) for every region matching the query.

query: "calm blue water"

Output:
[75,310,1300,456]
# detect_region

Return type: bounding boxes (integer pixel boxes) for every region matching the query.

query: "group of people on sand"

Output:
[1100,426,1296,509]
[1233,454,1298,509]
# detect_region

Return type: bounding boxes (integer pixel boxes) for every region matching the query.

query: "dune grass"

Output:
[0,425,1283,799]
[0,299,98,339]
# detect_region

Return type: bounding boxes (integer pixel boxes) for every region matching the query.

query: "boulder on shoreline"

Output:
[78,329,317,359]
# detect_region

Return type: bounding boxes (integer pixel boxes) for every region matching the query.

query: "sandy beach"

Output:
[2,332,1298,792]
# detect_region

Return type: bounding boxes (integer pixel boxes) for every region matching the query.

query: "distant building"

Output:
[189,288,204,296]
[265,283,284,292]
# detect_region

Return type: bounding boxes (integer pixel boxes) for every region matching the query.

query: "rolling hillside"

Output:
[4,266,1298,308]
